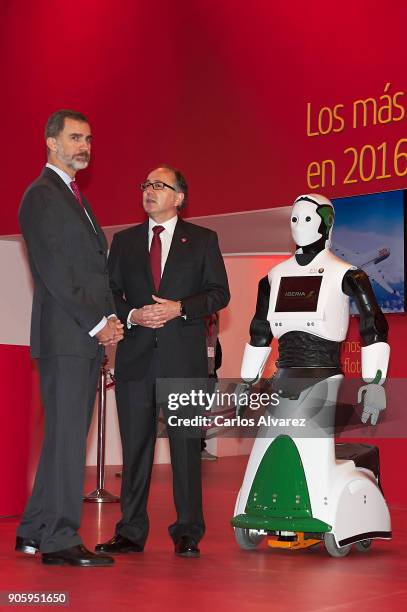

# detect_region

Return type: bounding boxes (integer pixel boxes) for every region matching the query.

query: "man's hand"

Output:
[131,296,181,328]
[130,305,166,328]
[96,317,124,346]
[150,295,182,323]
[110,316,124,343]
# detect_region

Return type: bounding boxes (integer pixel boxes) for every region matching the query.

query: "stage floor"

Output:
[1,456,406,611]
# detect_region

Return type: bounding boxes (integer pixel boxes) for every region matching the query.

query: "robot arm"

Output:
[241,344,272,383]
[249,276,273,347]
[342,268,390,425]
[241,276,273,383]
[236,276,273,416]
[342,268,389,382]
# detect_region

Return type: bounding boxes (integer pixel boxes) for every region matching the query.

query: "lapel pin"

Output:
[181,237,188,243]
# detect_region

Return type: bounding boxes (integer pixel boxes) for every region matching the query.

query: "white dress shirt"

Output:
[45,163,109,337]
[127,215,179,327]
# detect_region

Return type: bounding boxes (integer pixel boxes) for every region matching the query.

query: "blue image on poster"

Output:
[332,190,405,314]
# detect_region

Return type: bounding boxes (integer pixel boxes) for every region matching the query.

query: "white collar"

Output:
[46,163,74,188]
[148,215,178,236]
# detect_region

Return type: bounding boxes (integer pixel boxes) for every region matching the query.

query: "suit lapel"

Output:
[43,168,106,251]
[138,221,155,290]
[159,218,188,294]
[81,195,108,251]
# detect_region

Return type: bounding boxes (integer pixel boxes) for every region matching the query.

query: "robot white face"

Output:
[291,201,323,247]
[291,194,334,248]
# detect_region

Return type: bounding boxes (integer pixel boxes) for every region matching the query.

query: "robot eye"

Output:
[291,217,297,223]
[306,216,311,222]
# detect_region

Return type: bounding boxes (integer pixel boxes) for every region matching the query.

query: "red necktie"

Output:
[70,181,83,205]
[69,180,98,234]
[150,225,165,290]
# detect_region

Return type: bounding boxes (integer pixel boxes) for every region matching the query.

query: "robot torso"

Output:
[267,249,355,343]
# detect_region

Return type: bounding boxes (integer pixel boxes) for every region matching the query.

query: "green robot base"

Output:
[231,374,391,557]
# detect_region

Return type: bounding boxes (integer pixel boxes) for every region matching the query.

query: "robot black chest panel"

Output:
[275,276,322,313]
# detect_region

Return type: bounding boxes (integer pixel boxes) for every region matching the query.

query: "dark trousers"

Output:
[115,351,205,546]
[17,350,103,553]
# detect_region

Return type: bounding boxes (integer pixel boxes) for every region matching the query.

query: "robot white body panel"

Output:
[234,438,391,546]
[232,376,391,552]
[234,445,391,545]
[267,249,354,342]
[329,469,391,546]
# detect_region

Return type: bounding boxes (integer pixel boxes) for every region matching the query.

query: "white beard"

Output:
[56,145,90,171]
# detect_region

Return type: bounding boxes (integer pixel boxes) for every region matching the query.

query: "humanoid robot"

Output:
[231,193,391,557]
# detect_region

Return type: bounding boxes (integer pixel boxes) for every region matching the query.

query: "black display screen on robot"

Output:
[275,276,322,312]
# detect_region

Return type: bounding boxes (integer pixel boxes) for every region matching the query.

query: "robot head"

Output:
[291,194,335,249]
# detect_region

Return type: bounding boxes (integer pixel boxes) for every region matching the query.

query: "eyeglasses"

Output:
[140,181,176,192]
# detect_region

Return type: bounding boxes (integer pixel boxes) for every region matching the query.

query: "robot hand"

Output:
[234,381,253,417]
[357,383,386,426]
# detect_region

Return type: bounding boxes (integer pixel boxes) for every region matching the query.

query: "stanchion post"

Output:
[84,355,119,503]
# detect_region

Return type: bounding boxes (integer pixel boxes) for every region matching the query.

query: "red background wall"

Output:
[1,0,406,513]
[0,346,42,516]
[1,0,407,234]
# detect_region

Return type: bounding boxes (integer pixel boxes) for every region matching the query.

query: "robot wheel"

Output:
[234,528,265,550]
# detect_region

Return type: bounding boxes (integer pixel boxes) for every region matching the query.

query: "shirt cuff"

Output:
[127,308,137,329]
[89,316,108,337]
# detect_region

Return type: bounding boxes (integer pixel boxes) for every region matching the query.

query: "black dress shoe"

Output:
[15,536,40,555]
[42,544,114,566]
[95,534,143,554]
[174,536,200,558]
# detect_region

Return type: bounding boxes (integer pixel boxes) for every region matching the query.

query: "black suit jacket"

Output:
[108,218,230,380]
[19,167,115,358]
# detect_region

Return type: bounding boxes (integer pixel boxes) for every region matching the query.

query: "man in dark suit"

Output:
[97,165,230,557]
[16,109,123,566]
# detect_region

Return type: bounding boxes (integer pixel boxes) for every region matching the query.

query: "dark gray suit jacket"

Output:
[108,218,230,380]
[19,167,115,358]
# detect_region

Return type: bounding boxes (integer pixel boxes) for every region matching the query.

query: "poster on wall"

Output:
[332,189,405,314]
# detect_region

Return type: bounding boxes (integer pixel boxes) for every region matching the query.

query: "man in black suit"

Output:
[16,109,123,566]
[97,165,230,557]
